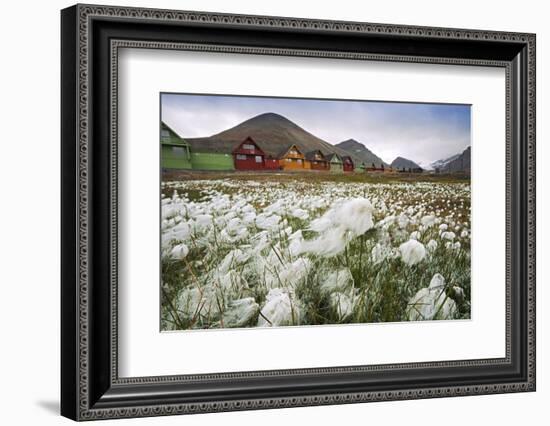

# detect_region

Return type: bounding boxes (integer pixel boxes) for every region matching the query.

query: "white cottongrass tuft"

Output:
[221,297,259,327]
[421,215,436,227]
[440,231,456,240]
[406,273,457,320]
[398,214,409,229]
[410,230,421,240]
[290,208,309,220]
[371,243,392,264]
[321,268,354,293]
[399,239,426,266]
[177,286,222,320]
[426,239,438,252]
[288,230,304,257]
[330,292,355,320]
[255,213,281,230]
[257,288,300,326]
[301,198,375,257]
[338,198,375,235]
[277,258,311,289]
[170,243,189,260]
[218,249,250,274]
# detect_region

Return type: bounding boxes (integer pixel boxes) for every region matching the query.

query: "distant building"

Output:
[397,167,423,173]
[278,144,305,170]
[231,137,281,171]
[342,156,355,172]
[232,137,267,170]
[365,162,385,173]
[305,150,329,171]
[160,122,192,170]
[325,153,343,173]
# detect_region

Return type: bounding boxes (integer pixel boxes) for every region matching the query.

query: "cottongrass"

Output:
[160,177,471,330]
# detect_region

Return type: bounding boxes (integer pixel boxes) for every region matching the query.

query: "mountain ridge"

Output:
[391,156,422,170]
[185,112,365,164]
[334,139,388,168]
[441,146,471,173]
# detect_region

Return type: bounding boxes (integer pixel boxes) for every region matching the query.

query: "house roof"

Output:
[305,150,327,161]
[231,136,265,154]
[325,153,342,163]
[277,144,304,159]
[161,121,189,147]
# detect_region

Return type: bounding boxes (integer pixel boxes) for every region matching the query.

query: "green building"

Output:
[189,152,235,171]
[355,162,366,173]
[161,122,192,170]
[326,153,344,173]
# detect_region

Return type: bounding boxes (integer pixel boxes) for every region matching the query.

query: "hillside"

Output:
[334,139,388,168]
[430,153,461,171]
[185,112,364,163]
[442,146,471,173]
[391,156,422,170]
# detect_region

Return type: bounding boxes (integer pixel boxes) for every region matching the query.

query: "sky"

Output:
[161,93,471,166]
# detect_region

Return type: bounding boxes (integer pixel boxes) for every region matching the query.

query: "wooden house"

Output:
[160,122,192,170]
[278,144,305,170]
[365,163,385,173]
[232,137,267,170]
[325,153,343,173]
[342,156,355,172]
[397,167,423,173]
[264,156,280,170]
[355,162,366,173]
[305,150,329,171]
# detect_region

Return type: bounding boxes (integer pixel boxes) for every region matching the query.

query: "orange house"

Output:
[278,144,305,171]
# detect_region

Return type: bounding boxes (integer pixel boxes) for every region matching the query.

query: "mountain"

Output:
[441,146,471,173]
[429,153,461,171]
[391,156,422,170]
[185,112,364,163]
[334,139,388,168]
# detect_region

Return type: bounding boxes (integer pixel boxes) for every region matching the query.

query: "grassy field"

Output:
[160,172,471,330]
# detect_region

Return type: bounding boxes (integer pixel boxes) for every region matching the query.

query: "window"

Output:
[161,129,170,140]
[255,156,262,163]
[172,146,185,157]
[286,158,291,162]
[236,154,247,160]
[297,159,302,165]
[242,143,255,150]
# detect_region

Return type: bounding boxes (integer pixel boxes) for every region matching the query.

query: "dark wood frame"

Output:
[61,4,536,421]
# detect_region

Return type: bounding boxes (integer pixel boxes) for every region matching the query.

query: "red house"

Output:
[264,156,280,170]
[342,156,355,172]
[232,137,267,170]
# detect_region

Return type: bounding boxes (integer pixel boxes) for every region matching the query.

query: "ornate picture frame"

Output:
[61,4,535,421]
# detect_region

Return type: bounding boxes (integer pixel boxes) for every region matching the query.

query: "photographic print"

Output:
[160,93,472,331]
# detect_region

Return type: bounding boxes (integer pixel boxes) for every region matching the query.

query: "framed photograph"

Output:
[61,4,536,421]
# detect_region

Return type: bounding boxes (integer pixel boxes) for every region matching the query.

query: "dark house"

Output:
[342,156,355,172]
[305,150,329,171]
[232,137,267,170]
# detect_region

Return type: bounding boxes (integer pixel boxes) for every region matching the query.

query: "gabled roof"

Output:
[232,136,265,154]
[305,150,327,161]
[161,121,189,147]
[277,144,304,159]
[325,153,343,163]
[342,155,354,164]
